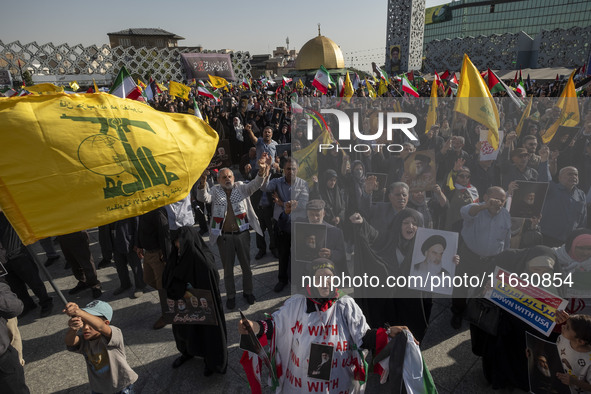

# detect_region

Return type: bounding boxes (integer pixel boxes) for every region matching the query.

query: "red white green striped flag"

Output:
[109,66,144,101]
[375,64,389,81]
[0,88,17,97]
[312,65,334,94]
[192,98,203,119]
[282,76,292,87]
[197,85,221,102]
[242,77,251,89]
[402,75,419,97]
[515,80,526,98]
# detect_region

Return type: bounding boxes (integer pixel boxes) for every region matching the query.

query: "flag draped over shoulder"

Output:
[0,93,219,245]
[169,81,191,100]
[454,54,500,149]
[425,79,438,133]
[542,70,580,144]
[292,129,332,186]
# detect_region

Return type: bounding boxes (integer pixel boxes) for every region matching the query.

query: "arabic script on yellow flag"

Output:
[168,80,190,100]
[454,54,500,149]
[0,93,219,244]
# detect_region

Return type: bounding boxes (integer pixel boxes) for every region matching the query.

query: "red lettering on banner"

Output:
[331,324,338,335]
[342,355,353,367]
[289,349,300,367]
[307,381,320,391]
[308,325,321,336]
[335,340,349,351]
[332,358,338,368]
[291,320,302,334]
[332,378,340,389]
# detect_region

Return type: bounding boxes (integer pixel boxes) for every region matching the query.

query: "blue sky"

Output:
[1,0,447,70]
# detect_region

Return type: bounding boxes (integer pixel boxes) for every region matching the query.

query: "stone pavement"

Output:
[16,227,523,393]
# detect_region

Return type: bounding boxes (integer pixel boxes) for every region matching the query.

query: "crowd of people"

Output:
[2,69,591,393]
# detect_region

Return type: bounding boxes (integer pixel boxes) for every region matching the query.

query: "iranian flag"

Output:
[434,70,443,89]
[197,85,221,102]
[487,68,504,94]
[375,64,389,81]
[0,88,17,97]
[515,80,526,98]
[109,66,144,101]
[282,76,292,87]
[402,75,419,97]
[192,98,203,119]
[312,65,333,94]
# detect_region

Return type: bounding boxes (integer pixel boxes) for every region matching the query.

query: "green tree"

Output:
[22,70,33,87]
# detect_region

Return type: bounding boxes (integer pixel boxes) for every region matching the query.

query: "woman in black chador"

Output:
[163,226,227,376]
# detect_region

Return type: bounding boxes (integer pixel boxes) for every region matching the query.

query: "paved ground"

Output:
[16,227,524,393]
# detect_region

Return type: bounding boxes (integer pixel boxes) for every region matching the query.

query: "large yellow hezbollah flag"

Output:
[454,54,500,149]
[0,93,218,244]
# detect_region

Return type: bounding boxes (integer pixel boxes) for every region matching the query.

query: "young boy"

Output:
[64,300,138,394]
[555,310,591,394]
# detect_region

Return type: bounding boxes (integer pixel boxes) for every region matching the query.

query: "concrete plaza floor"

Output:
[16,227,520,393]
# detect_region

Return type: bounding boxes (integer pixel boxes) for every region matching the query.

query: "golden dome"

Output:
[294,34,345,71]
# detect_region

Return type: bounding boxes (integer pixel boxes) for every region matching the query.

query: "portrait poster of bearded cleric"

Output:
[403,150,436,192]
[509,181,549,219]
[525,332,569,394]
[409,228,458,295]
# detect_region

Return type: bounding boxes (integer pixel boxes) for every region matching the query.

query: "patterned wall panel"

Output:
[385,0,425,73]
[0,40,251,84]
[424,33,519,72]
[537,26,591,68]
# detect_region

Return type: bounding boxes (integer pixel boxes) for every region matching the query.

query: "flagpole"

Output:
[26,245,68,306]
[17,60,24,86]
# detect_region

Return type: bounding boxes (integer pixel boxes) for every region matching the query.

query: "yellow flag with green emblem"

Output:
[541,70,580,144]
[168,81,190,100]
[0,93,218,244]
[208,74,229,89]
[454,54,500,149]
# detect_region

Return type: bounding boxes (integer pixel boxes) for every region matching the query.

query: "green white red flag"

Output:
[402,75,419,97]
[312,65,334,94]
[109,66,144,101]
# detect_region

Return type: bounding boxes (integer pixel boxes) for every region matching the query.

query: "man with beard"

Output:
[529,354,555,393]
[197,155,270,309]
[412,235,451,278]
